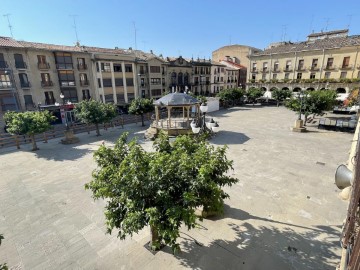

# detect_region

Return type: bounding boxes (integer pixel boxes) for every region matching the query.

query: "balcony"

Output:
[60,81,76,87]
[310,66,320,71]
[283,67,293,72]
[15,61,27,69]
[45,99,56,105]
[340,64,353,70]
[323,65,336,71]
[21,82,31,88]
[38,62,50,70]
[56,63,73,70]
[251,68,258,73]
[80,80,89,86]
[41,81,54,87]
[77,64,88,70]
[0,61,9,69]
[272,68,280,73]
[357,65,360,70]
[296,66,306,71]
[261,68,269,73]
[0,82,13,89]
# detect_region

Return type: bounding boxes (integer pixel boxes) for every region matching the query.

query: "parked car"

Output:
[349,105,360,114]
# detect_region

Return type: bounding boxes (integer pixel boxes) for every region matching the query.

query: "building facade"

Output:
[212,44,261,68]
[247,29,360,97]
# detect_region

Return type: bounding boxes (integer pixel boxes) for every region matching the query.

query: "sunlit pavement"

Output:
[0,106,352,269]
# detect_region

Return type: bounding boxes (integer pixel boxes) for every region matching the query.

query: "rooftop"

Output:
[154,92,199,106]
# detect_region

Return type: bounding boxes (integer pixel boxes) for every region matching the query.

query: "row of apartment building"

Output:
[0,37,245,115]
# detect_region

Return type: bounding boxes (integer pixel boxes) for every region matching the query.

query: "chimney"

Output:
[150,50,153,54]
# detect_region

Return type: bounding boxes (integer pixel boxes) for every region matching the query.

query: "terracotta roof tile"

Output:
[0,36,24,48]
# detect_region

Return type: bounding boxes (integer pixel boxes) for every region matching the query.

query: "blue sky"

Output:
[1,0,359,58]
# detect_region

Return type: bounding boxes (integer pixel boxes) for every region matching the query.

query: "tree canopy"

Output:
[285,90,337,124]
[128,98,154,126]
[85,133,238,253]
[272,88,292,106]
[4,110,55,151]
[216,88,245,106]
[74,99,116,136]
[247,87,265,103]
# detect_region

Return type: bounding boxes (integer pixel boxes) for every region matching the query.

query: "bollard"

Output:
[14,135,20,149]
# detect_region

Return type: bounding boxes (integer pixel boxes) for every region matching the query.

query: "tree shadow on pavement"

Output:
[174,220,340,270]
[211,131,250,145]
[34,144,92,161]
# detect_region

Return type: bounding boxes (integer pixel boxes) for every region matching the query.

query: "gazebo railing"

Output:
[153,119,192,129]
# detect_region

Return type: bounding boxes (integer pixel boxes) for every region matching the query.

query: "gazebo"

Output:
[148,92,201,137]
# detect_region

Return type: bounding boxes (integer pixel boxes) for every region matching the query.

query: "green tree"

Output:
[216,88,245,106]
[272,88,292,107]
[128,98,154,126]
[85,132,238,253]
[247,87,265,104]
[285,90,337,125]
[74,99,116,136]
[4,110,55,151]
[0,234,8,270]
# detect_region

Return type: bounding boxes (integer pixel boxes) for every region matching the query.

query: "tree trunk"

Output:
[95,123,101,136]
[277,101,280,107]
[149,225,159,250]
[30,134,39,151]
[304,115,308,126]
[141,114,145,126]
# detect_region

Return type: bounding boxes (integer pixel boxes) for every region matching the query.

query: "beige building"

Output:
[212,44,261,68]
[248,29,360,96]
[166,56,192,93]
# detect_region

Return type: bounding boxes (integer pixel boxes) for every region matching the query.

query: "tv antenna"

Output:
[323,17,330,31]
[347,14,354,30]
[69,15,80,44]
[3,14,13,37]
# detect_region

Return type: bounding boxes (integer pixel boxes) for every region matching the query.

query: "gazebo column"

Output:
[168,106,171,128]
[155,106,159,127]
[186,106,190,128]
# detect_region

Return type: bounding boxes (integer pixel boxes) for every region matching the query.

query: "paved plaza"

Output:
[0,106,353,269]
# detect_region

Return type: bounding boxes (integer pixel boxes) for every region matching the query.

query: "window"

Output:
[340,72,347,78]
[14,54,26,69]
[0,53,7,68]
[178,72,183,85]
[325,72,331,79]
[77,58,86,70]
[272,74,277,79]
[184,73,189,85]
[54,52,73,69]
[140,65,145,74]
[19,73,30,87]
[140,78,145,87]
[96,62,99,72]
[126,78,134,86]
[113,64,122,72]
[151,78,161,85]
[285,60,292,71]
[297,73,302,79]
[101,63,111,72]
[37,55,49,69]
[125,64,132,72]
[298,59,304,70]
[342,57,350,68]
[0,71,12,88]
[58,71,75,86]
[117,94,125,102]
[62,88,78,103]
[326,58,334,68]
[115,78,123,86]
[24,95,33,107]
[261,73,266,80]
[45,91,55,105]
[263,62,268,71]
[252,63,257,71]
[102,78,112,87]
[98,78,102,88]
[311,59,318,69]
[151,89,162,96]
[220,77,223,82]
[310,73,315,79]
[284,73,290,79]
[104,94,114,103]
[150,66,160,73]
[41,73,52,87]
[162,67,165,75]
[251,74,256,80]
[274,62,279,71]
[82,89,91,100]
[80,73,88,86]
[171,72,176,85]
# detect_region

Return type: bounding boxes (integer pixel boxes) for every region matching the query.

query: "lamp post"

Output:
[191,102,220,135]
[60,93,65,105]
[37,102,41,111]
[292,89,307,132]
[298,90,304,121]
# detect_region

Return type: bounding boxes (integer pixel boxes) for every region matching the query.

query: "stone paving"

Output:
[0,106,353,269]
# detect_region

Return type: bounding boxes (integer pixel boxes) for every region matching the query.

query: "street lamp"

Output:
[60,93,65,105]
[191,102,220,135]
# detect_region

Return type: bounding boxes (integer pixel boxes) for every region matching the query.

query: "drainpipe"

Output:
[318,49,326,90]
